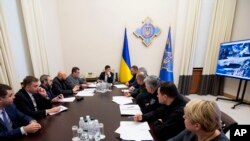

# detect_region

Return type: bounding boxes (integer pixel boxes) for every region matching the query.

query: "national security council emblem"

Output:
[134,17,161,47]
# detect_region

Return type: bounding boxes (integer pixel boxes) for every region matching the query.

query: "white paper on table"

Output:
[121,89,130,93]
[115,126,122,134]
[83,88,96,92]
[76,89,95,97]
[120,130,153,141]
[120,121,150,131]
[114,84,128,89]
[49,105,68,115]
[112,96,133,105]
[119,104,142,115]
[58,97,75,102]
[115,121,153,141]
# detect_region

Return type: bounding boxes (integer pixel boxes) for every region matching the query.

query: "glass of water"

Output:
[99,123,105,139]
[107,83,112,91]
[72,125,78,138]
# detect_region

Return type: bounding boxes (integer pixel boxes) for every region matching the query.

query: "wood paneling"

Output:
[189,68,203,94]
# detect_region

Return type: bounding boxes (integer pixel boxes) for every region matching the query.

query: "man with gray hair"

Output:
[136,75,161,114]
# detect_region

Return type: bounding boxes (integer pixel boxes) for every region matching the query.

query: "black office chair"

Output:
[220,111,238,134]
[182,95,190,103]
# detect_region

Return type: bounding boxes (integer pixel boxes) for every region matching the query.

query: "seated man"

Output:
[134,82,186,141]
[14,76,62,119]
[0,84,41,140]
[66,67,86,89]
[125,65,138,87]
[136,75,161,114]
[99,65,114,83]
[52,71,79,97]
[40,74,63,100]
[128,67,148,91]
[168,99,229,141]
[123,71,147,99]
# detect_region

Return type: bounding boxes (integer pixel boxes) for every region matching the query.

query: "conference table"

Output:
[16,86,154,141]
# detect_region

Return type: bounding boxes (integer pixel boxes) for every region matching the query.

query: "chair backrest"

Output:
[220,111,238,134]
[181,94,190,103]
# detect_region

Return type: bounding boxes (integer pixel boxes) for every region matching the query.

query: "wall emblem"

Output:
[134,17,161,47]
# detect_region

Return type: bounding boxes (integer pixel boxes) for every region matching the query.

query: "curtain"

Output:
[199,0,237,95]
[0,12,19,90]
[20,0,49,77]
[178,0,201,95]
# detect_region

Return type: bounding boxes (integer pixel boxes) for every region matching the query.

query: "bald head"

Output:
[136,71,147,85]
[57,71,67,80]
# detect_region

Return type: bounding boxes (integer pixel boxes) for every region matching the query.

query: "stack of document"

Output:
[114,84,128,89]
[76,88,95,97]
[49,105,68,115]
[119,104,142,115]
[112,96,133,105]
[115,121,153,141]
[58,97,75,102]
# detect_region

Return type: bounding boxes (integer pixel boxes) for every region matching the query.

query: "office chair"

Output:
[220,111,238,134]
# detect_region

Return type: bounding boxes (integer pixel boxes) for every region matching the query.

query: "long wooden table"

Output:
[16,87,133,141]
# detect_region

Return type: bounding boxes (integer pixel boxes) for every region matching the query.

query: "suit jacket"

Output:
[142,94,187,141]
[128,74,136,87]
[40,85,55,100]
[136,90,161,114]
[52,77,74,97]
[99,72,114,83]
[14,89,52,119]
[0,104,32,140]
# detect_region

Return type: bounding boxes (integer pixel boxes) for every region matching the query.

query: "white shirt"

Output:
[27,92,38,111]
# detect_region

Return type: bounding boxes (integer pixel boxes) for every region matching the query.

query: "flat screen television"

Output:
[216,39,250,80]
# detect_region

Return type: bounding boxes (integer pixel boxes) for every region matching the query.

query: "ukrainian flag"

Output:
[119,28,133,83]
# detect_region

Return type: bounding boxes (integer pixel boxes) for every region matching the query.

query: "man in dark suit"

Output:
[136,75,161,114]
[99,65,114,83]
[0,84,41,140]
[125,65,138,87]
[14,76,61,119]
[52,71,79,97]
[134,82,186,141]
[40,74,64,100]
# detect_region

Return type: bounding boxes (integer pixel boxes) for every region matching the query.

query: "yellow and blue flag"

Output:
[119,28,133,83]
[159,27,174,82]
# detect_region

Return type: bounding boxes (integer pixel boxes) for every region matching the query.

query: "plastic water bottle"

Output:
[93,120,100,141]
[85,115,91,132]
[93,120,100,135]
[79,117,85,130]
[88,120,94,136]
[77,128,83,139]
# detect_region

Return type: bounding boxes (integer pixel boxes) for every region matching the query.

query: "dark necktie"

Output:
[2,109,11,130]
